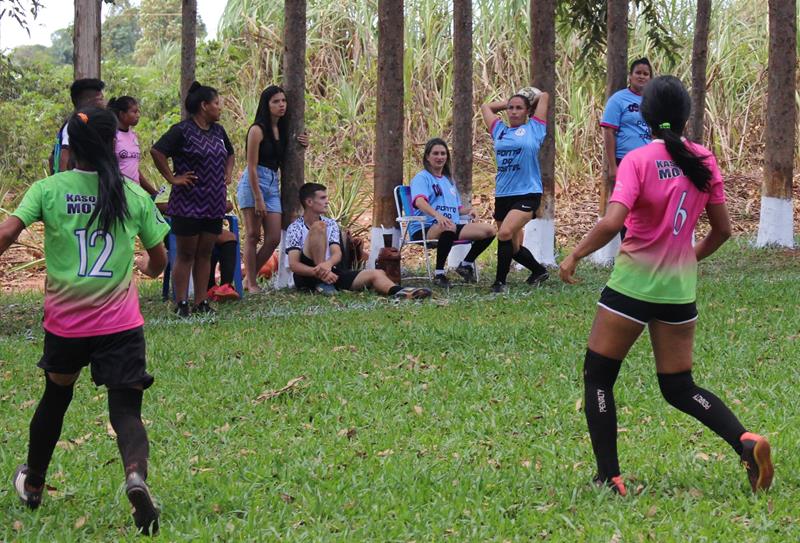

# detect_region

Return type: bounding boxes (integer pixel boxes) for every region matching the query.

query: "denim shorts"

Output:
[237,165,282,212]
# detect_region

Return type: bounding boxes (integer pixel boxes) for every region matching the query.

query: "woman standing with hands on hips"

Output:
[151,81,235,317]
[560,76,772,497]
[237,86,308,293]
[480,86,550,294]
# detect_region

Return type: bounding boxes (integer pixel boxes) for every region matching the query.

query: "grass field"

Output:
[1,240,798,542]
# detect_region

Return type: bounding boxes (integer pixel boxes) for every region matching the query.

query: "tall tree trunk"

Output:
[370,0,404,265]
[687,0,711,143]
[281,0,307,229]
[180,0,198,120]
[757,0,796,247]
[525,0,557,266]
[601,0,628,213]
[73,0,101,79]
[452,0,473,200]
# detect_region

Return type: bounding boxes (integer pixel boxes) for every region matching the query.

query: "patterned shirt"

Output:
[12,170,170,337]
[153,119,234,219]
[607,140,725,304]
[285,216,341,265]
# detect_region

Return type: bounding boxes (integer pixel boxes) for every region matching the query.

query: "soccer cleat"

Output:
[454,264,477,283]
[315,283,337,295]
[526,270,549,286]
[593,474,627,496]
[393,287,433,300]
[740,432,773,493]
[126,472,160,536]
[214,283,240,301]
[13,464,43,509]
[193,300,215,314]
[490,282,507,294]
[174,300,190,318]
[432,274,451,288]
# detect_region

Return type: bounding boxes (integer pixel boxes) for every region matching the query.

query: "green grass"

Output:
[1,240,799,542]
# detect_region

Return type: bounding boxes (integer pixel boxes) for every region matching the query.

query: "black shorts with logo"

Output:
[410,223,465,241]
[171,216,223,236]
[293,252,362,291]
[493,193,542,221]
[597,286,698,325]
[37,326,154,389]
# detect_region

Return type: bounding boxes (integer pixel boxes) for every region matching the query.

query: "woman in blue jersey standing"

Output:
[480,87,550,293]
[600,58,653,185]
[408,138,496,287]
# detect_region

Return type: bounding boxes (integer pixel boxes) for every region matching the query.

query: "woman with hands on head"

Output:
[151,81,235,317]
[480,85,550,294]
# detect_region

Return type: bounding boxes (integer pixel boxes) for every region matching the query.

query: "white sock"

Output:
[460,261,475,269]
[435,269,445,276]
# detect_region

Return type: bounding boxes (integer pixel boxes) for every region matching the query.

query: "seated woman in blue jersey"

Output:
[408,138,496,287]
[480,87,550,293]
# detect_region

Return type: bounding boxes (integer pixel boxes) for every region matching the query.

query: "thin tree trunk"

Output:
[526,0,557,266]
[452,0,473,201]
[281,0,307,229]
[687,0,711,143]
[757,0,796,247]
[180,0,198,120]
[372,0,404,259]
[73,0,101,79]
[600,0,628,214]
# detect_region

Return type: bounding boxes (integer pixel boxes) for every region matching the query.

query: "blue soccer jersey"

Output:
[408,170,462,236]
[491,117,547,197]
[600,88,651,159]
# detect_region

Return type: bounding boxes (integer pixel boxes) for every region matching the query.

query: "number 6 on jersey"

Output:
[672,190,688,236]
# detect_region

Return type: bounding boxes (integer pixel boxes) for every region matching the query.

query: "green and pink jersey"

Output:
[607,140,725,304]
[12,170,170,338]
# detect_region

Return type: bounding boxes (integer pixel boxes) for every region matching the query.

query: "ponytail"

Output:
[641,75,711,192]
[107,95,137,118]
[185,81,218,115]
[67,107,129,232]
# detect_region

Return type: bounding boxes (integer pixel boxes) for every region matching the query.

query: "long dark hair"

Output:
[641,76,711,192]
[422,137,452,178]
[107,95,137,117]
[185,81,218,115]
[252,85,288,146]
[67,107,129,232]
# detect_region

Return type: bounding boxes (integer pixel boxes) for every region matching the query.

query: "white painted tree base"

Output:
[756,195,794,248]
[522,218,556,267]
[587,217,621,266]
[368,227,400,269]
[274,230,294,289]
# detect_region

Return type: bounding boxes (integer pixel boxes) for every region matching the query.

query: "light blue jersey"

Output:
[408,170,462,236]
[600,88,651,159]
[491,117,546,197]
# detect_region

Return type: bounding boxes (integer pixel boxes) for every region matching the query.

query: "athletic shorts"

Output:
[171,216,223,236]
[493,193,541,221]
[597,286,698,325]
[38,326,154,389]
[410,223,465,241]
[237,165,282,213]
[293,252,361,291]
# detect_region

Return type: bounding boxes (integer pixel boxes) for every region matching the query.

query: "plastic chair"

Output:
[393,185,476,281]
[162,215,244,300]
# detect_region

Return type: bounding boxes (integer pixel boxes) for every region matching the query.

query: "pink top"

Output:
[607,140,725,304]
[115,128,141,183]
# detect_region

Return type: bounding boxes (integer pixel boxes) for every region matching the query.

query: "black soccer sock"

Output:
[463,235,494,263]
[217,240,237,286]
[108,388,150,479]
[583,349,623,481]
[657,371,746,455]
[435,230,457,271]
[513,246,546,274]
[208,250,220,289]
[388,285,403,296]
[495,239,514,284]
[26,374,75,487]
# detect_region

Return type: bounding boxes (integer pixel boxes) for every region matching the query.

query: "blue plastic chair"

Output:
[162,215,244,300]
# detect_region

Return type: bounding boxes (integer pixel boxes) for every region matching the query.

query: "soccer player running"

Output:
[480,87,550,293]
[559,76,772,496]
[108,96,160,197]
[0,108,170,534]
[408,138,496,287]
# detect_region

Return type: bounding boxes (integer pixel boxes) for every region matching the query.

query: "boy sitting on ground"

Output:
[287,183,430,299]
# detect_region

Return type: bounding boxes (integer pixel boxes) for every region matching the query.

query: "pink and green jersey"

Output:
[607,140,725,304]
[12,170,170,338]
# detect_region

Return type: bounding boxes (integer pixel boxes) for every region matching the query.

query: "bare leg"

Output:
[587,307,644,360]
[255,212,282,270]
[242,208,262,292]
[303,221,329,265]
[173,234,199,303]
[350,269,396,294]
[458,222,497,241]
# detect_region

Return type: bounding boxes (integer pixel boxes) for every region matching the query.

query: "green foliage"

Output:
[134,0,206,65]
[103,0,143,63]
[48,26,73,65]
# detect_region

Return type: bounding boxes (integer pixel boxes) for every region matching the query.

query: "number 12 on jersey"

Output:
[75,229,115,277]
